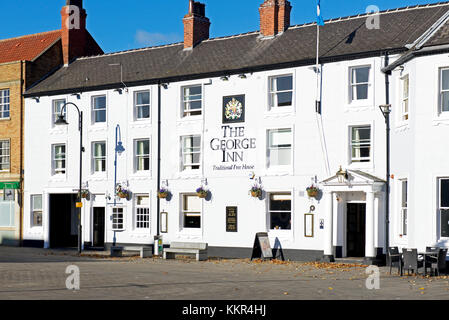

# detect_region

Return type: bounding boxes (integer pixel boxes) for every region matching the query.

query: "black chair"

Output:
[388,247,402,275]
[425,249,448,276]
[402,249,423,275]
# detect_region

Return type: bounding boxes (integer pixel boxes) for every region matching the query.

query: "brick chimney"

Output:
[183,0,211,49]
[61,0,87,65]
[259,0,292,37]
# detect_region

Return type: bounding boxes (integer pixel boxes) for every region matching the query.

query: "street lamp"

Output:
[55,102,84,254]
[114,124,125,206]
[379,104,392,256]
[336,166,348,183]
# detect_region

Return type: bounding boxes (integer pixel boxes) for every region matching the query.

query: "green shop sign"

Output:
[0,182,20,189]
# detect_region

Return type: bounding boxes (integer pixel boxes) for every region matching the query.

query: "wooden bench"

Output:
[110,246,152,258]
[163,242,208,261]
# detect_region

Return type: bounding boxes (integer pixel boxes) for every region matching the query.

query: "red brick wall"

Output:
[259,0,292,37]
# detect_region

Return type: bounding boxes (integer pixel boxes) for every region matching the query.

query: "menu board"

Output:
[251,232,273,260]
[226,207,238,232]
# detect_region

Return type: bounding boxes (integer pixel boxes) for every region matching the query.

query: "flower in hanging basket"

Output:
[306,185,319,198]
[116,184,130,199]
[250,185,262,198]
[196,187,208,198]
[158,188,170,199]
[80,189,89,199]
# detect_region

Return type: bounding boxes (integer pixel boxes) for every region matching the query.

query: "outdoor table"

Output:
[418,251,439,276]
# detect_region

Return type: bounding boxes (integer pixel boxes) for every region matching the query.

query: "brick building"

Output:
[0,0,102,245]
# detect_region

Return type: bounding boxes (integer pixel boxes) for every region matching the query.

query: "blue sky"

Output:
[0,0,441,53]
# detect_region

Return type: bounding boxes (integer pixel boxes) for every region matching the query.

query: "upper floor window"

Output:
[0,140,10,172]
[182,194,201,229]
[0,89,10,119]
[268,193,292,230]
[350,126,371,163]
[181,135,201,171]
[182,85,202,117]
[92,95,106,124]
[31,195,43,227]
[135,91,150,120]
[52,144,66,175]
[92,142,106,173]
[400,180,408,236]
[439,178,449,238]
[440,68,449,113]
[350,66,370,101]
[135,195,150,229]
[52,99,66,127]
[135,139,150,172]
[267,128,292,168]
[269,75,293,109]
[401,75,409,121]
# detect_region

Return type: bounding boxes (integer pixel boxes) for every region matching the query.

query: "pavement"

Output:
[0,246,448,300]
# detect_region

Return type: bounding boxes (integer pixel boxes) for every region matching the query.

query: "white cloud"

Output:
[134,30,182,46]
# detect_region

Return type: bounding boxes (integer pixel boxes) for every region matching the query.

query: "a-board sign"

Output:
[226,207,238,232]
[250,232,273,260]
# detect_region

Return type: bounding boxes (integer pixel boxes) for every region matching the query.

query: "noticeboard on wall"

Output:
[226,207,238,232]
[160,212,168,234]
[304,214,314,238]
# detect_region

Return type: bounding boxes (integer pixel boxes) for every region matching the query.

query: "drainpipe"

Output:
[19,61,24,247]
[154,82,162,254]
[384,52,391,257]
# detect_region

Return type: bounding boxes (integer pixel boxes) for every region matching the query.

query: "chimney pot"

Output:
[61,0,87,65]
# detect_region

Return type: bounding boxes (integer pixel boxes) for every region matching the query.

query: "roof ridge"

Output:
[0,29,61,43]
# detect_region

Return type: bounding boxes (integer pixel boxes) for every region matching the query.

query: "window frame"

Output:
[180,135,202,172]
[267,192,292,231]
[440,68,449,114]
[0,139,10,172]
[181,193,202,230]
[438,178,449,239]
[268,74,294,110]
[399,179,408,237]
[31,194,43,228]
[349,65,371,102]
[0,89,10,119]
[134,90,151,121]
[134,139,150,172]
[112,207,125,231]
[266,128,293,169]
[91,95,107,124]
[349,125,372,164]
[401,74,409,122]
[181,84,203,118]
[52,144,66,176]
[52,99,67,127]
[135,194,150,230]
[92,141,107,174]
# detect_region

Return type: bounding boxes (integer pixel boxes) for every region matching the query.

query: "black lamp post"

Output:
[55,102,84,254]
[379,104,391,256]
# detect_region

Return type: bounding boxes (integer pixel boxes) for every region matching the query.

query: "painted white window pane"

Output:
[136,140,150,171]
[351,67,370,101]
[112,208,124,230]
[442,69,449,91]
[442,92,449,112]
[0,140,10,171]
[184,195,201,212]
[136,91,150,119]
[268,129,291,167]
[32,195,42,210]
[269,193,291,230]
[0,200,13,227]
[182,136,201,170]
[53,99,66,124]
[93,142,106,172]
[270,75,293,108]
[270,129,291,146]
[137,195,149,206]
[183,85,202,116]
[0,89,10,119]
[351,126,371,162]
[93,96,106,123]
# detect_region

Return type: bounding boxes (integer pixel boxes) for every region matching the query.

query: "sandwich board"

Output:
[250,232,273,260]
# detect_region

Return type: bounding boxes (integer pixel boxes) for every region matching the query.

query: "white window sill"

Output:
[348,162,374,171]
[345,100,374,110]
[130,172,151,180]
[179,170,202,178]
[432,114,449,126]
[49,175,67,182]
[89,174,107,181]
[265,107,294,115]
[264,167,293,176]
[0,118,11,121]
[177,115,203,123]
[178,228,202,236]
[395,122,410,131]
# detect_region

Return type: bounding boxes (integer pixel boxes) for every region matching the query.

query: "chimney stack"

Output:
[183,0,211,49]
[61,0,87,65]
[259,0,292,37]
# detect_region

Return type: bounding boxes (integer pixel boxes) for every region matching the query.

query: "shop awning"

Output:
[0,182,20,189]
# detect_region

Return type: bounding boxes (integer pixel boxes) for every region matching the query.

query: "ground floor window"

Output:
[112,207,124,230]
[400,180,407,236]
[439,178,449,238]
[31,195,43,227]
[135,195,150,229]
[268,192,291,230]
[182,194,201,229]
[0,190,14,227]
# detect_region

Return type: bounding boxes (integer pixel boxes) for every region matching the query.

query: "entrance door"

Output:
[346,203,366,257]
[49,194,77,248]
[93,207,105,248]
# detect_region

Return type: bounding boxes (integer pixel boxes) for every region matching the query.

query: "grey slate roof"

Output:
[25,2,449,97]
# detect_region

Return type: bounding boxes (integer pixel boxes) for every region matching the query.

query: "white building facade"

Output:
[22,1,449,263]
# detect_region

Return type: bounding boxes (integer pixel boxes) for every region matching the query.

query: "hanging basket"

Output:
[158,192,169,199]
[250,189,262,198]
[306,187,319,199]
[197,190,208,199]
[117,192,128,199]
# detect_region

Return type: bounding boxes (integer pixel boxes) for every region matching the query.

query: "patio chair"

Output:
[388,247,402,275]
[425,249,448,276]
[402,249,423,275]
